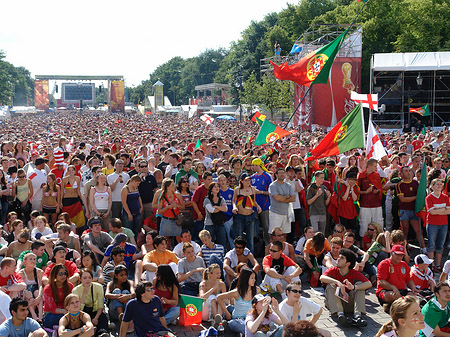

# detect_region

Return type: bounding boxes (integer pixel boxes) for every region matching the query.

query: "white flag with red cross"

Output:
[366,120,387,160]
[351,91,378,111]
[200,114,214,125]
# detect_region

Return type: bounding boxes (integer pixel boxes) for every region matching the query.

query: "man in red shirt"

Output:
[42,246,80,286]
[320,248,371,328]
[357,158,383,239]
[337,172,359,232]
[192,172,213,243]
[261,241,303,295]
[412,134,425,151]
[376,245,419,308]
[0,258,26,299]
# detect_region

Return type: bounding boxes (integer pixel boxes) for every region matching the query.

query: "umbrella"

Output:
[216,115,236,121]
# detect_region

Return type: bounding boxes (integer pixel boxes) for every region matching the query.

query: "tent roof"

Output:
[372,52,450,71]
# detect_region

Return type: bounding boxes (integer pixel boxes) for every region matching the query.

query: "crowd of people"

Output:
[0,111,449,337]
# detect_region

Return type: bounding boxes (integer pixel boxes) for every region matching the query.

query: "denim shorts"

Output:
[399,209,419,221]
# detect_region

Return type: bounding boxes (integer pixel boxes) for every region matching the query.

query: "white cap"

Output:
[415,254,433,265]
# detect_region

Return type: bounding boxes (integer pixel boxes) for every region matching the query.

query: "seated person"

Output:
[327,224,346,243]
[54,240,81,266]
[173,230,201,258]
[16,240,48,271]
[109,217,137,246]
[43,245,80,285]
[177,242,206,296]
[153,265,180,326]
[105,265,135,323]
[245,294,288,337]
[294,226,314,269]
[320,248,371,328]
[322,237,343,273]
[261,241,302,296]
[0,297,46,337]
[376,245,418,308]
[101,233,137,269]
[440,259,450,283]
[390,229,411,264]
[0,258,26,299]
[303,232,330,287]
[120,281,175,337]
[363,231,391,269]
[57,294,95,337]
[411,254,435,294]
[223,236,259,286]
[200,264,226,325]
[279,281,331,337]
[343,232,376,283]
[283,320,324,337]
[198,229,225,267]
[265,227,296,262]
[141,236,179,282]
[83,217,113,263]
[103,246,126,285]
[42,222,81,254]
[420,281,450,337]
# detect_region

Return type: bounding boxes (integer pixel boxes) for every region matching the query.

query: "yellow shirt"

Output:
[102,167,115,176]
[73,282,104,312]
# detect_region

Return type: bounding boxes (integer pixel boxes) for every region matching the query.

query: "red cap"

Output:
[391,245,405,255]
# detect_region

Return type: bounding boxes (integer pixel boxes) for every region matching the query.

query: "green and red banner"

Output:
[179,295,203,326]
[415,157,427,222]
[409,104,430,117]
[249,111,266,126]
[254,119,295,146]
[308,103,364,160]
[270,29,348,87]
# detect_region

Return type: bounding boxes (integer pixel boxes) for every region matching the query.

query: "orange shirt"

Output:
[303,238,331,257]
[144,250,179,266]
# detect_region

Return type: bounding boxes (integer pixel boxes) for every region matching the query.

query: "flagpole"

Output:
[283,0,370,130]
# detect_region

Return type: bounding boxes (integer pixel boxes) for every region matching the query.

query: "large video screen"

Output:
[62,83,95,103]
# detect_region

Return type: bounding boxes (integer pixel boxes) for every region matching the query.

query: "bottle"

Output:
[217,323,224,337]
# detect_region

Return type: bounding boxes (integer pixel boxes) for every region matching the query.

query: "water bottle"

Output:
[217,323,225,337]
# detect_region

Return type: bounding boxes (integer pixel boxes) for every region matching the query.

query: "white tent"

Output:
[372,52,450,71]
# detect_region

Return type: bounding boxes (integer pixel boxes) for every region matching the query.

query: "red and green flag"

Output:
[270,29,348,87]
[307,104,365,160]
[415,157,427,222]
[249,111,266,126]
[254,119,294,146]
[409,104,430,117]
[179,295,203,326]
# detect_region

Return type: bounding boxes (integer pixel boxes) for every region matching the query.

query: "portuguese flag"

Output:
[179,295,203,326]
[254,119,294,146]
[249,111,266,126]
[409,104,430,117]
[415,157,427,222]
[270,29,348,87]
[308,104,364,160]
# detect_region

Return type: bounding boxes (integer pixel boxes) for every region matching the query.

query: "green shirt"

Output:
[18,250,49,269]
[109,227,135,243]
[367,242,384,265]
[420,297,450,337]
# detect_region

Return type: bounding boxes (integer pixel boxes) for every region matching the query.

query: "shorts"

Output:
[377,288,408,303]
[399,209,419,221]
[42,205,57,214]
[26,284,39,293]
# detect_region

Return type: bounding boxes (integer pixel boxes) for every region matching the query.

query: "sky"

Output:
[1,0,296,87]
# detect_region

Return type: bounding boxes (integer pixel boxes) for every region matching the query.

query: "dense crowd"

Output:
[0,111,450,337]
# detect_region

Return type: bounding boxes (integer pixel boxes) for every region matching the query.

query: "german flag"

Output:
[62,198,85,228]
[249,111,266,126]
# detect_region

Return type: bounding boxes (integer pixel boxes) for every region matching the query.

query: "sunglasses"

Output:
[334,229,343,233]
[368,228,376,232]
[146,287,154,292]
[57,272,68,276]
[269,249,280,253]
[139,165,148,168]
[180,180,188,183]
[289,289,301,294]
[18,176,25,178]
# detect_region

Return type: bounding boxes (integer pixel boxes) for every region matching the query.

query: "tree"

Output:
[259,75,293,120]
[241,72,261,113]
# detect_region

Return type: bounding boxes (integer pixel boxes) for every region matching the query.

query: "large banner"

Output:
[293,57,361,129]
[154,84,164,111]
[34,79,49,111]
[109,80,125,113]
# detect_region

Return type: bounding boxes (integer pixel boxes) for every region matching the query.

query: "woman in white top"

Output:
[89,172,112,230]
[19,252,44,322]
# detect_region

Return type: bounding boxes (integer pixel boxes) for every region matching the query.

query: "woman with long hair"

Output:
[121,175,143,236]
[41,173,61,228]
[204,182,228,249]
[177,177,194,230]
[245,294,289,337]
[12,168,33,223]
[6,219,24,244]
[232,174,262,253]
[18,252,44,322]
[72,269,109,335]
[303,232,331,287]
[89,172,112,230]
[80,250,104,284]
[286,155,300,169]
[158,178,184,244]
[58,293,95,337]
[7,228,32,260]
[200,263,226,324]
[61,165,85,230]
[105,265,135,323]
[153,264,180,325]
[342,155,359,179]
[217,268,260,334]
[43,264,74,328]
[14,141,29,163]
[375,296,424,337]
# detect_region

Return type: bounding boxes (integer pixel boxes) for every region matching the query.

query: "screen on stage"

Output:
[62,83,95,103]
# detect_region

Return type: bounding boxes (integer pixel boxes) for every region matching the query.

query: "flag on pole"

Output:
[179,295,203,326]
[307,104,365,160]
[270,29,348,87]
[249,111,266,126]
[366,120,387,160]
[200,114,214,125]
[350,91,378,111]
[422,127,426,135]
[409,104,430,117]
[415,157,427,222]
[254,119,295,146]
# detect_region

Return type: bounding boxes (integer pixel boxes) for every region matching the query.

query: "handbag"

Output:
[209,197,227,226]
[165,197,184,226]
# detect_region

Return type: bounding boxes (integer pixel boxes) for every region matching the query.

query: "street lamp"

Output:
[416,73,423,89]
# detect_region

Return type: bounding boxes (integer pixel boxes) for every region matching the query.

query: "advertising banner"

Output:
[154,84,164,110]
[109,80,125,113]
[34,79,49,111]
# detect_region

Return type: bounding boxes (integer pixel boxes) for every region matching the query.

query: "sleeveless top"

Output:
[282,242,290,256]
[93,187,109,209]
[154,288,174,312]
[233,295,252,319]
[16,183,29,202]
[162,194,180,218]
[125,186,141,215]
[22,268,38,286]
[236,188,256,210]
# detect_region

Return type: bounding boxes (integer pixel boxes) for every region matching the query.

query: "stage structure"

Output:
[261,24,362,129]
[34,75,125,112]
[370,52,450,128]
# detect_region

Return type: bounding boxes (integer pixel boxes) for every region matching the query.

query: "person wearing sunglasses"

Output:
[279,281,331,337]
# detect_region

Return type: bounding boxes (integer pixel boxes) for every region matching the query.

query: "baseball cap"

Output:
[251,294,266,305]
[391,245,406,255]
[34,158,46,166]
[415,254,433,265]
[112,233,127,246]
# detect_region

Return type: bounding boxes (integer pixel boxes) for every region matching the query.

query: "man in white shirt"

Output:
[107,159,130,219]
[194,149,212,170]
[27,158,47,212]
[173,230,201,258]
[285,166,305,242]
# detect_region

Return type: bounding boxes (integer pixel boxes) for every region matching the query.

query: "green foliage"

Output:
[241,72,261,111]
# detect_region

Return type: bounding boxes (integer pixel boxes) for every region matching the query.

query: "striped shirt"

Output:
[201,244,225,266]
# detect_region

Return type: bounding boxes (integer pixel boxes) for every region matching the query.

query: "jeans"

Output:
[164,306,180,325]
[427,224,448,253]
[204,224,227,249]
[180,282,200,296]
[122,211,141,237]
[1,201,8,225]
[112,289,131,311]
[232,213,257,253]
[43,312,63,328]
[210,253,224,279]
[192,220,204,244]
[223,217,234,249]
